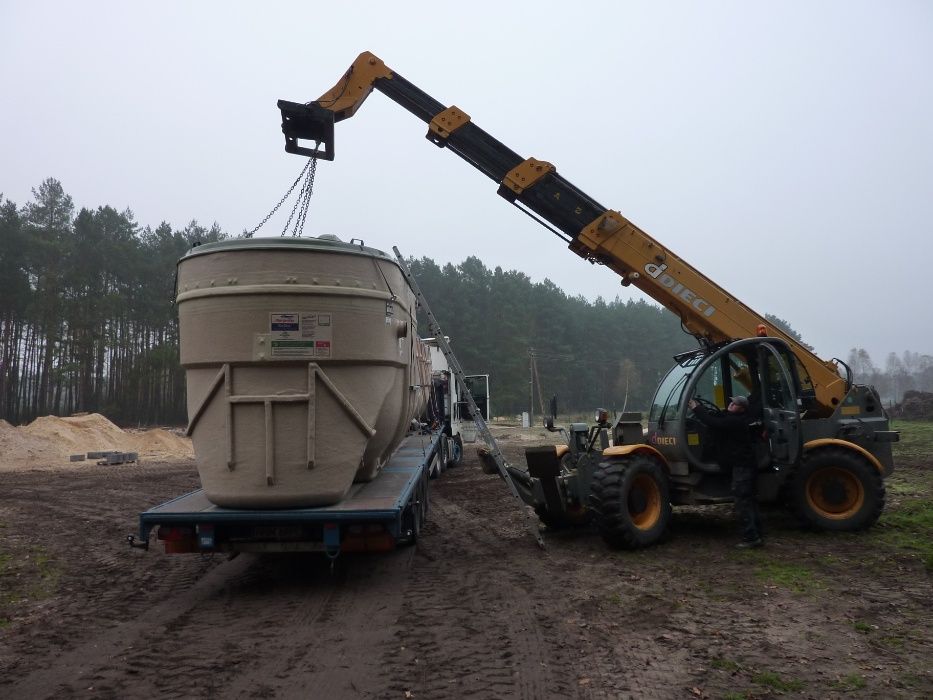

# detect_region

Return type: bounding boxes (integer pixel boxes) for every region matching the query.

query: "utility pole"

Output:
[528,349,534,428]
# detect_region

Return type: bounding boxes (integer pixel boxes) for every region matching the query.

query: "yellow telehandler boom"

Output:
[278,51,845,416]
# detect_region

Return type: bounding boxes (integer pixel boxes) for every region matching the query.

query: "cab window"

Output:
[761,349,796,412]
[691,352,755,410]
[649,356,699,423]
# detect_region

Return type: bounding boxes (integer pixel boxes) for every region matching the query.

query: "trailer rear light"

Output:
[346,524,385,535]
[157,526,194,541]
[157,526,198,554]
[341,524,396,552]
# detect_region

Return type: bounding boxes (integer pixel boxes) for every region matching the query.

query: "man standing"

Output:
[688,395,764,548]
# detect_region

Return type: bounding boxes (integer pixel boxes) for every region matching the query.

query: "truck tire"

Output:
[447,435,463,468]
[789,447,884,531]
[430,440,444,479]
[420,473,430,522]
[403,475,429,545]
[589,454,671,549]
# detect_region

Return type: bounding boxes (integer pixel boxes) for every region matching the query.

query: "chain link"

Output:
[278,156,318,237]
[243,156,317,238]
[289,157,317,237]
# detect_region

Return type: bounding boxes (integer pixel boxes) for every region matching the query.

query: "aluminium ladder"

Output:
[393,247,545,549]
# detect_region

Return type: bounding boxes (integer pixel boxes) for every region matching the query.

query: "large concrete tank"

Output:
[176,236,431,508]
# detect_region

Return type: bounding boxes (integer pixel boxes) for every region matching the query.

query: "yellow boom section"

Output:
[572,210,848,409]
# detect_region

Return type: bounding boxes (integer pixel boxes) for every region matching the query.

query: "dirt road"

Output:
[1,427,930,699]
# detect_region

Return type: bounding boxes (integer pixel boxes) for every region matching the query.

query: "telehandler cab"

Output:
[277,52,898,548]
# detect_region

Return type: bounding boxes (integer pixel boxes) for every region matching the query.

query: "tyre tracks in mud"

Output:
[6,456,929,698]
[0,459,700,699]
[416,465,706,700]
[387,493,573,700]
[4,547,423,699]
[2,460,594,699]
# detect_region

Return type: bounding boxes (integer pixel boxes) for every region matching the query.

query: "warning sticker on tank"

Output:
[271,340,315,357]
[269,312,333,358]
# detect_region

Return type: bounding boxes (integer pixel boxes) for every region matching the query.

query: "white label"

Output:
[269,312,333,358]
[270,312,300,340]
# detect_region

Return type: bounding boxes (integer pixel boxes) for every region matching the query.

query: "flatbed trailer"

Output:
[131,431,440,556]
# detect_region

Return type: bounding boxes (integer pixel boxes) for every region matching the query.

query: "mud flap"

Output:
[323,522,341,557]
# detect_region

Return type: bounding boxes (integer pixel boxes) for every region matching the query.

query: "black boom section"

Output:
[375,73,606,240]
[375,73,524,181]
[373,74,446,123]
[515,172,606,240]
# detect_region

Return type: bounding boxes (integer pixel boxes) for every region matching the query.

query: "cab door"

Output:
[757,343,802,467]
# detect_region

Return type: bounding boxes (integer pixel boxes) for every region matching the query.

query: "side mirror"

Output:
[544,415,555,432]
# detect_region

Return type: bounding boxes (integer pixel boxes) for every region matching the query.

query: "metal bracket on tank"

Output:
[186,363,376,482]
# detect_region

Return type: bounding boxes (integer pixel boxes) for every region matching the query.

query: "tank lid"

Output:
[180,235,394,262]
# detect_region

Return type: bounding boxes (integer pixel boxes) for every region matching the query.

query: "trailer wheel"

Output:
[589,454,671,549]
[447,435,463,468]
[403,475,429,544]
[420,473,430,523]
[430,438,447,479]
[789,447,884,531]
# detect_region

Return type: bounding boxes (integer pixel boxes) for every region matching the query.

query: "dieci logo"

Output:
[648,432,677,446]
[644,263,716,317]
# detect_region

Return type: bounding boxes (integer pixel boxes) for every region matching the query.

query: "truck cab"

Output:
[422,337,490,475]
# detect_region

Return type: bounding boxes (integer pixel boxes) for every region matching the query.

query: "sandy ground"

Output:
[0,413,193,471]
[0,425,930,699]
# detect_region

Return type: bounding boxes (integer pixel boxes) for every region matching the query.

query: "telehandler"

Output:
[276,52,898,548]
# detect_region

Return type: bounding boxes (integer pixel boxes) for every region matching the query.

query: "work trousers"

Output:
[731,463,762,542]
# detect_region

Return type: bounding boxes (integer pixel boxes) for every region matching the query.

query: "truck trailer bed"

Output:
[135,432,439,554]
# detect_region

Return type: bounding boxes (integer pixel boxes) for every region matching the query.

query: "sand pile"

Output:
[0,413,193,471]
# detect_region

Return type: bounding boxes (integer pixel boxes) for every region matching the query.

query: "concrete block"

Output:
[97,452,139,465]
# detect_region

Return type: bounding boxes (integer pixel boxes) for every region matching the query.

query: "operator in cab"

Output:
[688,395,764,548]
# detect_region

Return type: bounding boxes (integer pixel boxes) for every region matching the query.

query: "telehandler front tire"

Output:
[589,455,671,549]
[789,447,884,532]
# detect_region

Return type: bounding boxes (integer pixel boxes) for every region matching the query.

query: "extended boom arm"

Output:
[278,51,848,413]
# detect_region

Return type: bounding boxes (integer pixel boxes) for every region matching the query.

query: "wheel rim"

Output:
[805,466,865,519]
[628,474,662,530]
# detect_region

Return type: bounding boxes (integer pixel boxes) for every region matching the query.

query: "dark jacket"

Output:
[691,404,756,468]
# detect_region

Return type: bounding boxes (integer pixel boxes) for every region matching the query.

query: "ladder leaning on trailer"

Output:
[393,247,545,549]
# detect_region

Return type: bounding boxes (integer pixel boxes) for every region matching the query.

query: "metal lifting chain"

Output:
[287,157,317,237]
[243,156,318,238]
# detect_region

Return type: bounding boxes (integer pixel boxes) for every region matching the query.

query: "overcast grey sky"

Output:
[2,1,931,366]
